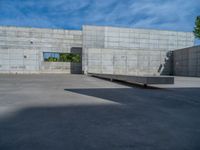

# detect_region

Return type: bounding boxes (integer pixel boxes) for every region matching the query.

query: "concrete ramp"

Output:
[89,73,174,86]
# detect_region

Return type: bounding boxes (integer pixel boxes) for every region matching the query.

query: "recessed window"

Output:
[43,52,81,63]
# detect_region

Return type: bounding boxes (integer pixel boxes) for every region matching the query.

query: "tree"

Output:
[193,16,200,39]
[71,54,81,63]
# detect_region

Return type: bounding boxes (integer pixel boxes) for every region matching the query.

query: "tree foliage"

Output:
[47,57,58,62]
[45,53,81,63]
[193,16,200,39]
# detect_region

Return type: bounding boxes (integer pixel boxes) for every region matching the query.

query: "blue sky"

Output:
[0,0,200,43]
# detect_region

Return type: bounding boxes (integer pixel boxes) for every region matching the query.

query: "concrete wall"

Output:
[39,62,82,74]
[87,48,170,76]
[173,46,200,77]
[0,25,196,76]
[83,25,194,75]
[0,26,82,73]
[40,62,71,73]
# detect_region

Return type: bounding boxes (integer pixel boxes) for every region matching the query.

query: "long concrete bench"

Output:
[88,73,174,86]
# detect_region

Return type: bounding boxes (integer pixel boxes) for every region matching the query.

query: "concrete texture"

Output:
[40,62,71,73]
[87,48,170,76]
[173,46,200,77]
[151,76,200,88]
[0,26,82,73]
[82,25,194,74]
[89,73,174,85]
[40,62,82,74]
[0,74,200,150]
[0,25,196,76]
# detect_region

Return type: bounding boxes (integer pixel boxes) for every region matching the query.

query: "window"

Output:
[43,52,81,63]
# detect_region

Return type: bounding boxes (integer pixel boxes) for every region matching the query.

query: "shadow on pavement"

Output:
[65,87,200,106]
[0,87,200,150]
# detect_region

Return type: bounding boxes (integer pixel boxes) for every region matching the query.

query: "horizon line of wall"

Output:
[0,24,195,33]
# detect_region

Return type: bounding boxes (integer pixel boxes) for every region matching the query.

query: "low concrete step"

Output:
[89,73,174,85]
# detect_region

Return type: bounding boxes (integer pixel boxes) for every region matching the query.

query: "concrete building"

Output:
[173,46,200,77]
[0,26,82,74]
[0,25,196,76]
[83,26,194,76]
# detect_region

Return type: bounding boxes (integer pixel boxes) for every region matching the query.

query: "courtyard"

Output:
[0,74,200,150]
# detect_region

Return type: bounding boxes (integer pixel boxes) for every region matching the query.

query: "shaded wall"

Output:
[173,46,200,77]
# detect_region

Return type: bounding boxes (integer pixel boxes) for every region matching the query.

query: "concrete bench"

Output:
[88,73,174,86]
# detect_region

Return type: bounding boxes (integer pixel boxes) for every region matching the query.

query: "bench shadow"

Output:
[64,87,200,105]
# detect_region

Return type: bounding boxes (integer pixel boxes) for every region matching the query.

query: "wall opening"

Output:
[43,52,81,63]
[42,48,82,74]
[70,47,82,74]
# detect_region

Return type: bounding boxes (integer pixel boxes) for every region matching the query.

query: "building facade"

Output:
[0,26,82,74]
[0,25,195,75]
[83,26,194,75]
[173,46,200,77]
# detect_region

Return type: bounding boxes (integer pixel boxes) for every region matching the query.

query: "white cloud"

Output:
[0,0,199,31]
[127,0,199,31]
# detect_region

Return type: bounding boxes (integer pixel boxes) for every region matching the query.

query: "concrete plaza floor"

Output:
[0,74,200,150]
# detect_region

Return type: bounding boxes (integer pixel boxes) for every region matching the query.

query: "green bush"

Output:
[48,57,55,62]
[45,53,81,63]
[71,54,81,63]
[60,53,72,62]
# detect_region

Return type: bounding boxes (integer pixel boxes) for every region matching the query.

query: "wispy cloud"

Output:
[128,0,199,31]
[0,0,199,32]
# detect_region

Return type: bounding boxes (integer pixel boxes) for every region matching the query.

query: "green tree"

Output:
[71,54,81,63]
[193,16,200,39]
[46,53,81,63]
[48,57,58,62]
[60,53,73,62]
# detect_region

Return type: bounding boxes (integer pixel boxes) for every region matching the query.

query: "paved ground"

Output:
[151,76,200,88]
[0,74,200,150]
